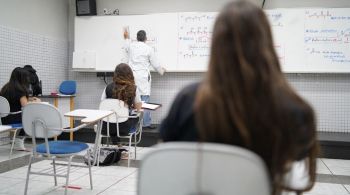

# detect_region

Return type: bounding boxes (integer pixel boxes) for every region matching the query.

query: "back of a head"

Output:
[23,65,36,73]
[113,63,136,108]
[137,30,147,42]
[198,1,285,136]
[113,63,135,82]
[209,0,281,86]
[1,67,29,96]
[195,1,318,194]
[11,67,30,85]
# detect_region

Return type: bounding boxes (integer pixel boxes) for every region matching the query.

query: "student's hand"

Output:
[31,97,41,102]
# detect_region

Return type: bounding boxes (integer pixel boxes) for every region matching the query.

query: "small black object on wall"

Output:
[76,0,97,16]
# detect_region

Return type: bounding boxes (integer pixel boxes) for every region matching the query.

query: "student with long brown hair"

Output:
[159,1,318,194]
[100,63,142,144]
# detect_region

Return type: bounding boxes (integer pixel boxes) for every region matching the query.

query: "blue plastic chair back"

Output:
[59,80,76,95]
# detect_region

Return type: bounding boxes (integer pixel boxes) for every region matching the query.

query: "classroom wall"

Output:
[69,0,350,132]
[0,0,69,95]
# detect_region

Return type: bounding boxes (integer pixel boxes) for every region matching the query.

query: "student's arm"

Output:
[101,87,107,101]
[20,96,29,107]
[20,96,41,106]
[149,49,166,75]
[133,88,142,112]
[134,102,142,112]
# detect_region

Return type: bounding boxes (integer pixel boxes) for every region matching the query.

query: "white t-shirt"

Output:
[101,84,142,104]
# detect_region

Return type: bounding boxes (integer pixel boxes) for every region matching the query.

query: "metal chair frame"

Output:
[22,103,93,195]
[97,99,143,167]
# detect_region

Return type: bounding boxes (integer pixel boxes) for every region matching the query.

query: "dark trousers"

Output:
[101,117,139,144]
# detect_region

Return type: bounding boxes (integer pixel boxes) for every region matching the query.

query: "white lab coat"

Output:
[122,39,164,95]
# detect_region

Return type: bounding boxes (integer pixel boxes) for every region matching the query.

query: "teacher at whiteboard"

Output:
[122,29,166,129]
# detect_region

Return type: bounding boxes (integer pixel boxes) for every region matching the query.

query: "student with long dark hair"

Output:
[0,67,40,150]
[159,1,318,194]
[100,63,142,144]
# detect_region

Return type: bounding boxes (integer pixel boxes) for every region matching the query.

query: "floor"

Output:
[0,145,350,195]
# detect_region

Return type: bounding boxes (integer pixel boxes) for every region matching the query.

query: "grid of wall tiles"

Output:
[69,59,350,133]
[286,73,350,133]
[0,25,68,95]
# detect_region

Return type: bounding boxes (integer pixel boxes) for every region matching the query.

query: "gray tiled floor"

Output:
[0,142,32,162]
[0,147,154,195]
[0,146,350,195]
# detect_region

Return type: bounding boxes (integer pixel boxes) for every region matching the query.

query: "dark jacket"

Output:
[23,65,42,96]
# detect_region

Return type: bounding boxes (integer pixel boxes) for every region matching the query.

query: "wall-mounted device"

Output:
[76,0,97,16]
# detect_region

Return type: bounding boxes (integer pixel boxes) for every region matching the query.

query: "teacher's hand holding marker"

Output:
[122,27,166,129]
[123,26,130,39]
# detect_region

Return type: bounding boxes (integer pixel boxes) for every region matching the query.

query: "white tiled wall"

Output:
[69,58,350,133]
[0,25,68,95]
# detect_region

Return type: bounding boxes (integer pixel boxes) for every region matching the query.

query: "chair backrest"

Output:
[22,103,63,138]
[0,96,10,118]
[59,80,76,95]
[99,99,129,123]
[138,142,271,195]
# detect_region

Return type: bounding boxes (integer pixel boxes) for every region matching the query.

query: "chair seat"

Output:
[36,141,89,154]
[10,123,22,129]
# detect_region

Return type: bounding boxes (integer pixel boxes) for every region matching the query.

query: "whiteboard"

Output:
[74,8,350,73]
[266,8,350,73]
[72,51,96,69]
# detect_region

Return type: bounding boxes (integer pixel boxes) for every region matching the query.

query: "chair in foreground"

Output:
[98,99,143,167]
[138,142,271,195]
[0,96,24,157]
[22,103,93,195]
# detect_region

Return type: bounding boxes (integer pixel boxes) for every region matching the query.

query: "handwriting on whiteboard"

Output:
[304,9,350,66]
[178,13,217,67]
[266,11,285,64]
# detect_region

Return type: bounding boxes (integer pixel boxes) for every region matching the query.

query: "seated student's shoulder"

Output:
[280,91,313,119]
[169,82,201,120]
[177,82,201,99]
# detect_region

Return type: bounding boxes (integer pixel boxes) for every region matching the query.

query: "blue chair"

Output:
[0,96,24,157]
[59,80,77,95]
[22,103,93,195]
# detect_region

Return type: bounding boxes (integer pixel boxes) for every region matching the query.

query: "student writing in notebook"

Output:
[100,63,141,144]
[0,67,41,150]
[159,1,319,195]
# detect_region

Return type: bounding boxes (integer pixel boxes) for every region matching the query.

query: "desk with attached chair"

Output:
[22,104,113,195]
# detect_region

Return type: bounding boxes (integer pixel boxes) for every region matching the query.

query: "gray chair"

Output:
[138,142,271,195]
[22,102,93,195]
[98,99,143,167]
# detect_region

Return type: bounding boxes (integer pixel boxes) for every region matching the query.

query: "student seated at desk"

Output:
[159,1,319,195]
[0,67,41,150]
[100,63,141,144]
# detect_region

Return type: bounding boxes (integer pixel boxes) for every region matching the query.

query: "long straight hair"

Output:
[0,67,30,98]
[113,63,137,108]
[195,1,318,194]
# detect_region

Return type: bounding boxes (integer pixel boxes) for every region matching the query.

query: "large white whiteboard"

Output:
[74,8,350,73]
